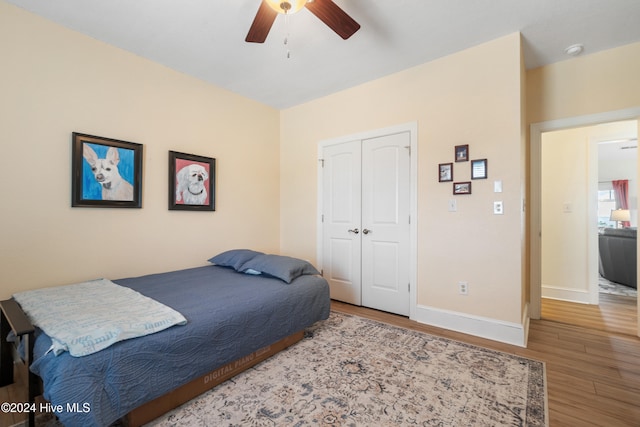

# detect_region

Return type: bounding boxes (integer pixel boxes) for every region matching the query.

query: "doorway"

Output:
[539,121,637,333]
[317,123,418,318]
[530,108,640,338]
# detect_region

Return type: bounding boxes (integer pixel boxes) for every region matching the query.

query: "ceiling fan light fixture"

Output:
[264,0,307,14]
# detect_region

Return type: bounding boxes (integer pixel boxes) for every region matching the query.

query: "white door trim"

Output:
[317,122,418,319]
[530,107,640,322]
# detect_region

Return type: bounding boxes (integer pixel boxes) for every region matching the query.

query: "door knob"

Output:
[363,229,371,234]
[348,228,359,234]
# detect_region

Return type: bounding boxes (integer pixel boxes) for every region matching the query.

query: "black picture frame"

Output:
[72,132,143,208]
[455,144,469,162]
[169,151,216,211]
[453,181,472,195]
[439,163,453,182]
[471,158,488,180]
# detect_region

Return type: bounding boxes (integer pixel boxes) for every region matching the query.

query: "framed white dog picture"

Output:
[169,151,216,211]
[72,132,143,208]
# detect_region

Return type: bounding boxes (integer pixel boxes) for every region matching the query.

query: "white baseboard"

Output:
[413,303,529,347]
[541,285,591,304]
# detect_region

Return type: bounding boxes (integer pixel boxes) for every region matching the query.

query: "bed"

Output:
[0,250,331,427]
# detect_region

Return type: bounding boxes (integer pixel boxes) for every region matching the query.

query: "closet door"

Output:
[321,131,411,316]
[321,140,362,305]
[361,132,411,316]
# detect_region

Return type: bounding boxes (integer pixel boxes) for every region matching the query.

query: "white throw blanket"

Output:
[13,279,187,357]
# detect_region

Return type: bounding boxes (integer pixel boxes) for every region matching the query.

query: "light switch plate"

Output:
[494,180,503,193]
[448,199,457,212]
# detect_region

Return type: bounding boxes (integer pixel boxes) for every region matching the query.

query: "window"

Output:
[597,187,616,228]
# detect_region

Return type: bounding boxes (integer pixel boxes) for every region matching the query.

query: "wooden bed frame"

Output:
[0,298,304,427]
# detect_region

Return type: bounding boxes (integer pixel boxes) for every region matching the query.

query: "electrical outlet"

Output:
[458,281,468,295]
[493,201,504,215]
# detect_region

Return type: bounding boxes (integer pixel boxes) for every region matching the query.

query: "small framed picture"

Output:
[439,163,453,182]
[453,181,472,195]
[455,144,469,162]
[471,158,488,180]
[71,132,143,208]
[169,151,216,211]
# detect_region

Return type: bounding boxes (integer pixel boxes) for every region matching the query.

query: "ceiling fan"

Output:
[246,0,361,43]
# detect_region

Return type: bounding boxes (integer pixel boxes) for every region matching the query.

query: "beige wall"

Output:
[280,33,526,325]
[0,2,281,299]
[527,42,640,123]
[541,127,591,297]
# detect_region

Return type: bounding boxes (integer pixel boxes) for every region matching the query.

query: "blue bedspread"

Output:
[29,265,330,426]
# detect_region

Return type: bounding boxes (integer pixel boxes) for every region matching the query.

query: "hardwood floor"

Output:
[331,299,640,427]
[542,293,637,336]
[2,299,639,426]
[0,363,42,427]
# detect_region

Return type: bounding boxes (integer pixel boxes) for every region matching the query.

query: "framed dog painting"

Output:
[169,151,216,211]
[71,132,143,208]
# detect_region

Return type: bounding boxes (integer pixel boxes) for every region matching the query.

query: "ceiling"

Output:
[6,0,640,109]
[575,120,638,162]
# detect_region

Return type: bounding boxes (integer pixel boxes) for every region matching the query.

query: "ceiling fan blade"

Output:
[246,1,278,43]
[305,0,360,40]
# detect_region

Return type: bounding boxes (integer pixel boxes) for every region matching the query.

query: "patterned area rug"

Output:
[146,312,547,426]
[599,276,637,298]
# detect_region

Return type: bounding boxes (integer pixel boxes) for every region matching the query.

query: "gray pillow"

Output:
[239,254,320,283]
[208,249,263,271]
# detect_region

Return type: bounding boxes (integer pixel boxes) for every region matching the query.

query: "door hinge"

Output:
[321,214,324,223]
[320,269,324,277]
[408,283,410,292]
[319,159,324,167]
[405,145,411,156]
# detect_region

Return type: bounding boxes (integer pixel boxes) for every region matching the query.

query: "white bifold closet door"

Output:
[321,131,410,316]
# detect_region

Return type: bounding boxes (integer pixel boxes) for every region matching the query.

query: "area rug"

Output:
[599,276,637,298]
[146,312,547,426]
